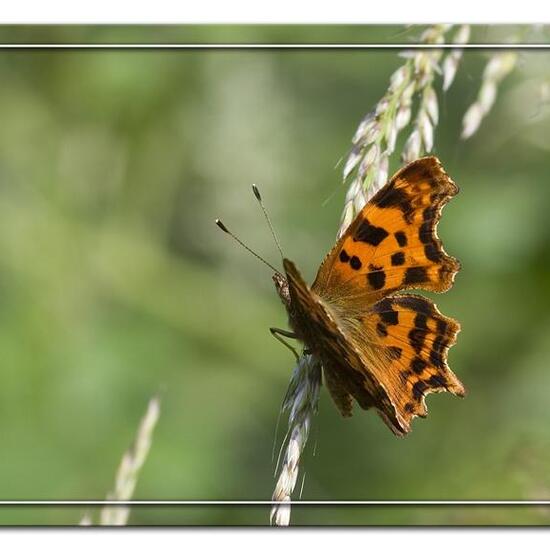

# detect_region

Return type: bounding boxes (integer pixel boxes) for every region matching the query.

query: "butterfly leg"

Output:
[270,327,300,361]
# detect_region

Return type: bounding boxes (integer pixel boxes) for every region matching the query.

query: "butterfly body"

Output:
[274,156,465,436]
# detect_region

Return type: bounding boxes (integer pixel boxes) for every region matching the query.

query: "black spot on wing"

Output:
[419,223,432,244]
[339,249,350,263]
[424,242,442,262]
[376,322,388,337]
[350,255,362,270]
[409,314,429,354]
[437,318,449,335]
[391,252,405,266]
[354,218,389,246]
[372,298,399,329]
[367,265,386,290]
[394,231,407,247]
[423,204,437,221]
[371,184,415,223]
[395,296,435,316]
[404,266,429,285]
[418,206,437,244]
[409,328,426,354]
[380,310,398,325]
[373,297,392,313]
[414,314,428,330]
[430,346,445,369]
[411,357,427,374]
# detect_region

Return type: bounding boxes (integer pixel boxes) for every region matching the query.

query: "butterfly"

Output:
[270,156,465,436]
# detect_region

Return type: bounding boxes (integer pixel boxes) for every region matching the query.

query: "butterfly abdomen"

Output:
[281,257,404,429]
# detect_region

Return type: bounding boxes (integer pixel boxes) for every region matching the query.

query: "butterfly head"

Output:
[272,271,291,309]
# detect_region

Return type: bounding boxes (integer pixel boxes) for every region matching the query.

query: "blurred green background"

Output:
[1,25,550,525]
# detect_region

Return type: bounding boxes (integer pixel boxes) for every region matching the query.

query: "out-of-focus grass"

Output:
[0,27,549,525]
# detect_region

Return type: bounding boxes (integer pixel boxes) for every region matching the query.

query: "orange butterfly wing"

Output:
[285,156,463,434]
[357,294,464,429]
[312,156,460,303]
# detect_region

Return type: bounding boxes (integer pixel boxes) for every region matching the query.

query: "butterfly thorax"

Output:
[273,271,306,339]
[273,268,339,355]
[273,271,315,344]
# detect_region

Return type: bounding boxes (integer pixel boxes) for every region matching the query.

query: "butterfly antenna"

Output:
[252,184,284,262]
[215,219,283,276]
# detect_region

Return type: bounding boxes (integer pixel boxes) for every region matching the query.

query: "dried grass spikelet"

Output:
[442,25,471,91]
[461,51,518,139]
[80,396,161,526]
[401,28,448,163]
[271,354,322,526]
[340,24,462,237]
